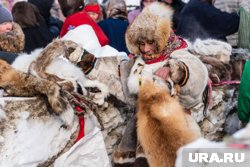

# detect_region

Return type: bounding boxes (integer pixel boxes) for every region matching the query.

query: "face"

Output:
[87,12,99,22]
[143,0,157,7]
[139,40,160,61]
[0,22,13,34]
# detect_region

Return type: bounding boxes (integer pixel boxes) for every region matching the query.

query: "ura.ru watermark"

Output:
[189,152,245,163]
[181,148,250,167]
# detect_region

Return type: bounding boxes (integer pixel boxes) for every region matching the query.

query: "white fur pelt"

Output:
[189,38,232,63]
[0,97,78,167]
[12,48,42,73]
[12,50,110,106]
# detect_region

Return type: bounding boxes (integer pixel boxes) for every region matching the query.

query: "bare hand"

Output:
[154,67,170,80]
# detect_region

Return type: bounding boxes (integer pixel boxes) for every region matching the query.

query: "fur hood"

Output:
[125,2,173,55]
[0,22,25,53]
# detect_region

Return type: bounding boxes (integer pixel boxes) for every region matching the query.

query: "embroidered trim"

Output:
[145,32,188,65]
[179,62,189,87]
[84,57,97,75]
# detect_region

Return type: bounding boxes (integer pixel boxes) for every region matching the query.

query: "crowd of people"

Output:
[0,0,250,166]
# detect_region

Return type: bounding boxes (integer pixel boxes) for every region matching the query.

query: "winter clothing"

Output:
[161,0,185,30]
[0,51,18,64]
[0,4,13,24]
[126,4,173,55]
[127,0,158,24]
[84,3,102,16]
[238,7,250,49]
[22,16,53,53]
[0,22,24,53]
[60,10,109,46]
[0,22,24,63]
[214,0,250,47]
[238,60,250,122]
[128,8,141,24]
[98,0,129,53]
[28,0,54,25]
[98,18,129,53]
[176,0,240,42]
[12,1,53,53]
[106,0,127,19]
[114,3,208,166]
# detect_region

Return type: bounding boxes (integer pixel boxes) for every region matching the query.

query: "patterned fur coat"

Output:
[0,22,24,53]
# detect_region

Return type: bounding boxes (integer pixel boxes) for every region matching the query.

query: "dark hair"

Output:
[12,1,40,28]
[200,0,213,4]
[58,0,85,17]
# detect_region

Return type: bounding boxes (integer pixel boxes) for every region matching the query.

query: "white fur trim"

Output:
[146,2,173,20]
[11,48,42,72]
[127,57,167,95]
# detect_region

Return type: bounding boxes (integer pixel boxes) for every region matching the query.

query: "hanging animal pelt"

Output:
[137,80,201,167]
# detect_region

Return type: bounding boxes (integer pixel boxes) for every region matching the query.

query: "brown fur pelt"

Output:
[29,39,84,91]
[230,59,245,80]
[0,59,67,114]
[137,80,201,167]
[200,56,232,84]
[0,22,24,53]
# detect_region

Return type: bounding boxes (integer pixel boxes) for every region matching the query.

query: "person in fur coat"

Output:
[0,4,24,63]
[113,2,207,167]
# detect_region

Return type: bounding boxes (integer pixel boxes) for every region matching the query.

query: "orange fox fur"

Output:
[137,81,201,167]
[0,59,67,114]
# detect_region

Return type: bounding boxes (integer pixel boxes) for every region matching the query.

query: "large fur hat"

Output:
[125,2,173,55]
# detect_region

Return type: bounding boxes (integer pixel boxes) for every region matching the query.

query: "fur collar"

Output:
[127,56,168,95]
[0,22,24,53]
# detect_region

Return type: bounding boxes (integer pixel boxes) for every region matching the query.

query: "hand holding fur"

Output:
[0,60,67,115]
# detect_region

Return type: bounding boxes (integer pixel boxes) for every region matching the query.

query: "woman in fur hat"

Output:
[0,4,24,63]
[114,2,207,166]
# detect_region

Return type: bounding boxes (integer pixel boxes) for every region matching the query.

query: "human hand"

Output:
[154,66,170,80]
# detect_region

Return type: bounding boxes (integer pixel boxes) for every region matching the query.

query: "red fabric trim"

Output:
[75,105,85,142]
[212,80,240,87]
[145,36,188,65]
[145,54,169,65]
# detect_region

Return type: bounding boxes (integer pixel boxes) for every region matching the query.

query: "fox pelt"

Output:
[137,80,201,167]
[0,59,67,115]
